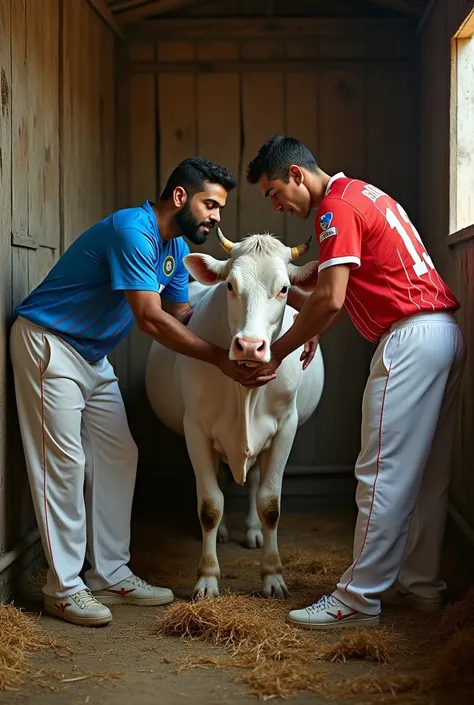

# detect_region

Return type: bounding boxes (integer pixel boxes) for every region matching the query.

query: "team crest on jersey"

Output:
[163,255,175,277]
[319,212,333,231]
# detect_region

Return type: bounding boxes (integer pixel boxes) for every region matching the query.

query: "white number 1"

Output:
[385,204,434,278]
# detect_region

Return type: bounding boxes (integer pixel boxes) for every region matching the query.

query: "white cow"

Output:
[145,229,324,599]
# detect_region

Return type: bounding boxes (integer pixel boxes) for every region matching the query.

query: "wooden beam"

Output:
[131,58,412,73]
[454,5,474,38]
[125,16,416,42]
[85,0,126,39]
[115,0,212,25]
[364,0,422,16]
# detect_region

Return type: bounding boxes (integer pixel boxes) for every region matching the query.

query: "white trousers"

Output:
[10,316,138,599]
[333,311,466,616]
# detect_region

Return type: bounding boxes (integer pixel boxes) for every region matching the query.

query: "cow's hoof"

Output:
[245,528,263,549]
[217,524,229,543]
[261,575,290,600]
[192,576,220,600]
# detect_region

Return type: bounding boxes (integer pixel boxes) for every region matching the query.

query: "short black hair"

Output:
[246,135,319,184]
[160,157,237,201]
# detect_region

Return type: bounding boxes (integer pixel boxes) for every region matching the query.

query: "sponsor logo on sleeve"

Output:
[319,226,338,243]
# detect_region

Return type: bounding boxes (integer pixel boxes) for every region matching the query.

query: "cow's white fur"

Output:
[145,234,324,599]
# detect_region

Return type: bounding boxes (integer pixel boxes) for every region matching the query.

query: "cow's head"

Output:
[183,229,319,364]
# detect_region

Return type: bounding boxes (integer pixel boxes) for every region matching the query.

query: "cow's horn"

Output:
[217,227,234,254]
[290,236,312,260]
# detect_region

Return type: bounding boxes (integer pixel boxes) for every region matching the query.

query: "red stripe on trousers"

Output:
[344,359,393,593]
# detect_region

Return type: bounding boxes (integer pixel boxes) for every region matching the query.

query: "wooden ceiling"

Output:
[104,0,429,26]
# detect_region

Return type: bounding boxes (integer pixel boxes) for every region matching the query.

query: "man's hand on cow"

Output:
[213,349,278,387]
[227,354,282,388]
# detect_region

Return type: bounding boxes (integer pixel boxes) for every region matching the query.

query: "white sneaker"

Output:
[288,594,380,630]
[44,589,112,627]
[91,575,174,606]
[379,582,443,612]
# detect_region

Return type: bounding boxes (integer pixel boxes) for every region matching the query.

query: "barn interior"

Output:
[1,0,474,703]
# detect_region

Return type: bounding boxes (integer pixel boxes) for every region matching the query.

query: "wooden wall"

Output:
[0,0,116,593]
[418,0,474,537]
[112,18,419,495]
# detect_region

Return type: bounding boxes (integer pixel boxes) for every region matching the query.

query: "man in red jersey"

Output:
[243,135,466,630]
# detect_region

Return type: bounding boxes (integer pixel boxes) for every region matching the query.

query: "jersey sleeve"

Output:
[316,199,365,273]
[161,240,190,303]
[107,228,159,292]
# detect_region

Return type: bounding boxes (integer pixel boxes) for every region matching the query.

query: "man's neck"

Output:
[152,202,181,243]
[305,170,332,211]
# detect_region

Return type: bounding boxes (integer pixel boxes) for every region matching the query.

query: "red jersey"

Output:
[316,173,459,343]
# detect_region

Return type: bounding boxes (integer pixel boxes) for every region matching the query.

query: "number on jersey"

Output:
[385,203,434,277]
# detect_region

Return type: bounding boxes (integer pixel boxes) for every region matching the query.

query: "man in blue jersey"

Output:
[9,157,255,627]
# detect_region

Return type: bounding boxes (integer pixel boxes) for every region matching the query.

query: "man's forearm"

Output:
[287,287,310,312]
[139,309,221,365]
[272,291,341,361]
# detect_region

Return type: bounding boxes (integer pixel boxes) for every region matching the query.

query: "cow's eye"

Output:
[227,282,233,292]
[280,285,289,295]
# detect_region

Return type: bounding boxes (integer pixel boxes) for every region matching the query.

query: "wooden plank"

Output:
[132,58,410,73]
[130,74,156,203]
[125,17,416,42]
[156,41,195,61]
[0,0,12,556]
[196,73,239,257]
[158,73,195,192]
[241,41,285,60]
[284,72,318,256]
[448,223,474,248]
[318,38,365,59]
[364,0,423,15]
[86,0,125,39]
[366,66,408,203]
[61,0,73,250]
[115,41,130,209]
[130,42,155,61]
[10,0,28,240]
[101,22,116,215]
[116,0,214,25]
[195,41,239,61]
[450,240,474,529]
[318,68,365,176]
[42,0,60,249]
[240,73,284,239]
[26,0,45,246]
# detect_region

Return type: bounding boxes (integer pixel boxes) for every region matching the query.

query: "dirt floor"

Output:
[1,507,474,705]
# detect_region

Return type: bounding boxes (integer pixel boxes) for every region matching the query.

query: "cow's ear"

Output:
[288,260,319,292]
[183,254,230,286]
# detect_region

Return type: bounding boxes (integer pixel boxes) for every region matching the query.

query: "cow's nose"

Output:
[232,337,267,361]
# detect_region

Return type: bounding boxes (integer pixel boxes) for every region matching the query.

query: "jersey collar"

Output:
[325,172,346,196]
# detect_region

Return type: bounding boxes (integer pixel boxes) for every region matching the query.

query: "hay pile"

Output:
[0,602,58,690]
[157,579,474,703]
[324,587,474,704]
[157,592,403,700]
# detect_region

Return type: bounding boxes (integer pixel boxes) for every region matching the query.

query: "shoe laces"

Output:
[71,589,101,609]
[307,595,338,613]
[127,575,153,590]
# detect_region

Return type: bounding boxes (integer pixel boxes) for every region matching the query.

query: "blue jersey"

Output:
[16,201,190,363]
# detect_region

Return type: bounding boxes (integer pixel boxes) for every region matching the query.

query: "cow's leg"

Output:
[184,418,223,600]
[217,462,229,544]
[257,414,298,599]
[245,462,263,548]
